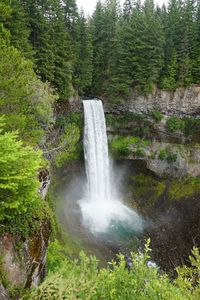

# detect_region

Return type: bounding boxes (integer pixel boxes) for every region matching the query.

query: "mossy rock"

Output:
[128,173,166,212]
[168,177,200,201]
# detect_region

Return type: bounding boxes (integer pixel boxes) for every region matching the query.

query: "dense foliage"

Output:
[0,117,41,221]
[1,0,200,103]
[24,240,200,300]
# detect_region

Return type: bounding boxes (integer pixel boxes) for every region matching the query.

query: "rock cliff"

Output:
[104,85,200,117]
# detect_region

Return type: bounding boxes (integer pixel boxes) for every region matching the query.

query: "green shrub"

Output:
[27,240,200,300]
[183,118,200,136]
[0,43,56,145]
[158,149,177,163]
[56,113,82,129]
[135,146,145,158]
[151,110,163,122]
[166,153,177,163]
[54,123,81,167]
[166,117,185,132]
[110,136,140,157]
[0,117,42,221]
[110,137,130,156]
[158,149,168,160]
[0,200,54,239]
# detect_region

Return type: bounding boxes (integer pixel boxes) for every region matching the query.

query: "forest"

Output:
[1,0,200,103]
[0,0,200,299]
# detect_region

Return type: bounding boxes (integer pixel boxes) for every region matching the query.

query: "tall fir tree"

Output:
[91,0,119,96]
[74,10,93,95]
[4,0,33,58]
[123,0,133,20]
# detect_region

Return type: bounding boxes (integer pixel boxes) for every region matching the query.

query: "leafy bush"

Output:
[56,113,82,129]
[166,153,177,163]
[27,240,200,300]
[110,136,140,156]
[158,149,177,163]
[166,117,185,132]
[135,146,145,158]
[0,201,54,239]
[0,43,57,145]
[151,110,163,122]
[183,118,200,136]
[0,117,42,221]
[54,123,81,167]
[110,136,149,158]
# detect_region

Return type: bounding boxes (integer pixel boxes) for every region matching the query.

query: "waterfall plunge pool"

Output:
[54,99,145,263]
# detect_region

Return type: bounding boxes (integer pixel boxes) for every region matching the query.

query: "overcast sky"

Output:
[76,0,167,16]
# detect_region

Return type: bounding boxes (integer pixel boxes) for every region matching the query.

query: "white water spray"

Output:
[79,100,143,234]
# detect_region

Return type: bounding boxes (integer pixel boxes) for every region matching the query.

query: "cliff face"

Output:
[0,220,51,298]
[100,86,200,178]
[104,85,200,117]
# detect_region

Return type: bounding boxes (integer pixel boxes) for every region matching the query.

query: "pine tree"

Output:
[123,0,133,20]
[192,1,200,83]
[20,0,56,82]
[74,10,93,95]
[91,0,119,96]
[50,1,74,100]
[160,49,178,89]
[62,0,78,36]
[4,0,33,58]
[90,1,106,95]
[176,0,194,86]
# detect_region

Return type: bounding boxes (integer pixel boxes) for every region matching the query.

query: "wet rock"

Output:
[0,282,10,300]
[38,168,50,198]
[0,220,51,289]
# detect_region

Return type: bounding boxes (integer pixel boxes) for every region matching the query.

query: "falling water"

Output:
[79,100,143,234]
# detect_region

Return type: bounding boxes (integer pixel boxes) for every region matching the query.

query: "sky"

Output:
[76,0,167,16]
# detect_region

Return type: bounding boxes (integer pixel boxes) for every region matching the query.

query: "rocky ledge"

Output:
[104,85,200,117]
[0,220,51,297]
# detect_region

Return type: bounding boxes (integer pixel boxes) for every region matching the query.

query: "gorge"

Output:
[1,0,200,298]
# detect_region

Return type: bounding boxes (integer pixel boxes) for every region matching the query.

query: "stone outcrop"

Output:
[103,86,200,178]
[0,220,51,291]
[104,85,200,117]
[0,283,10,300]
[128,142,200,178]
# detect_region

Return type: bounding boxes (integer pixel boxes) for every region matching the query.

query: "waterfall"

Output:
[83,100,111,205]
[79,99,143,234]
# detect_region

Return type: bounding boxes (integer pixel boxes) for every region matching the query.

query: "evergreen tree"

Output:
[19,0,74,100]
[74,11,93,95]
[192,1,200,83]
[50,1,74,100]
[176,0,194,86]
[111,0,164,96]
[160,49,178,89]
[20,0,56,82]
[123,0,133,20]
[0,43,56,144]
[91,0,119,95]
[90,1,106,95]
[4,0,33,58]
[62,0,78,36]
[0,0,11,43]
